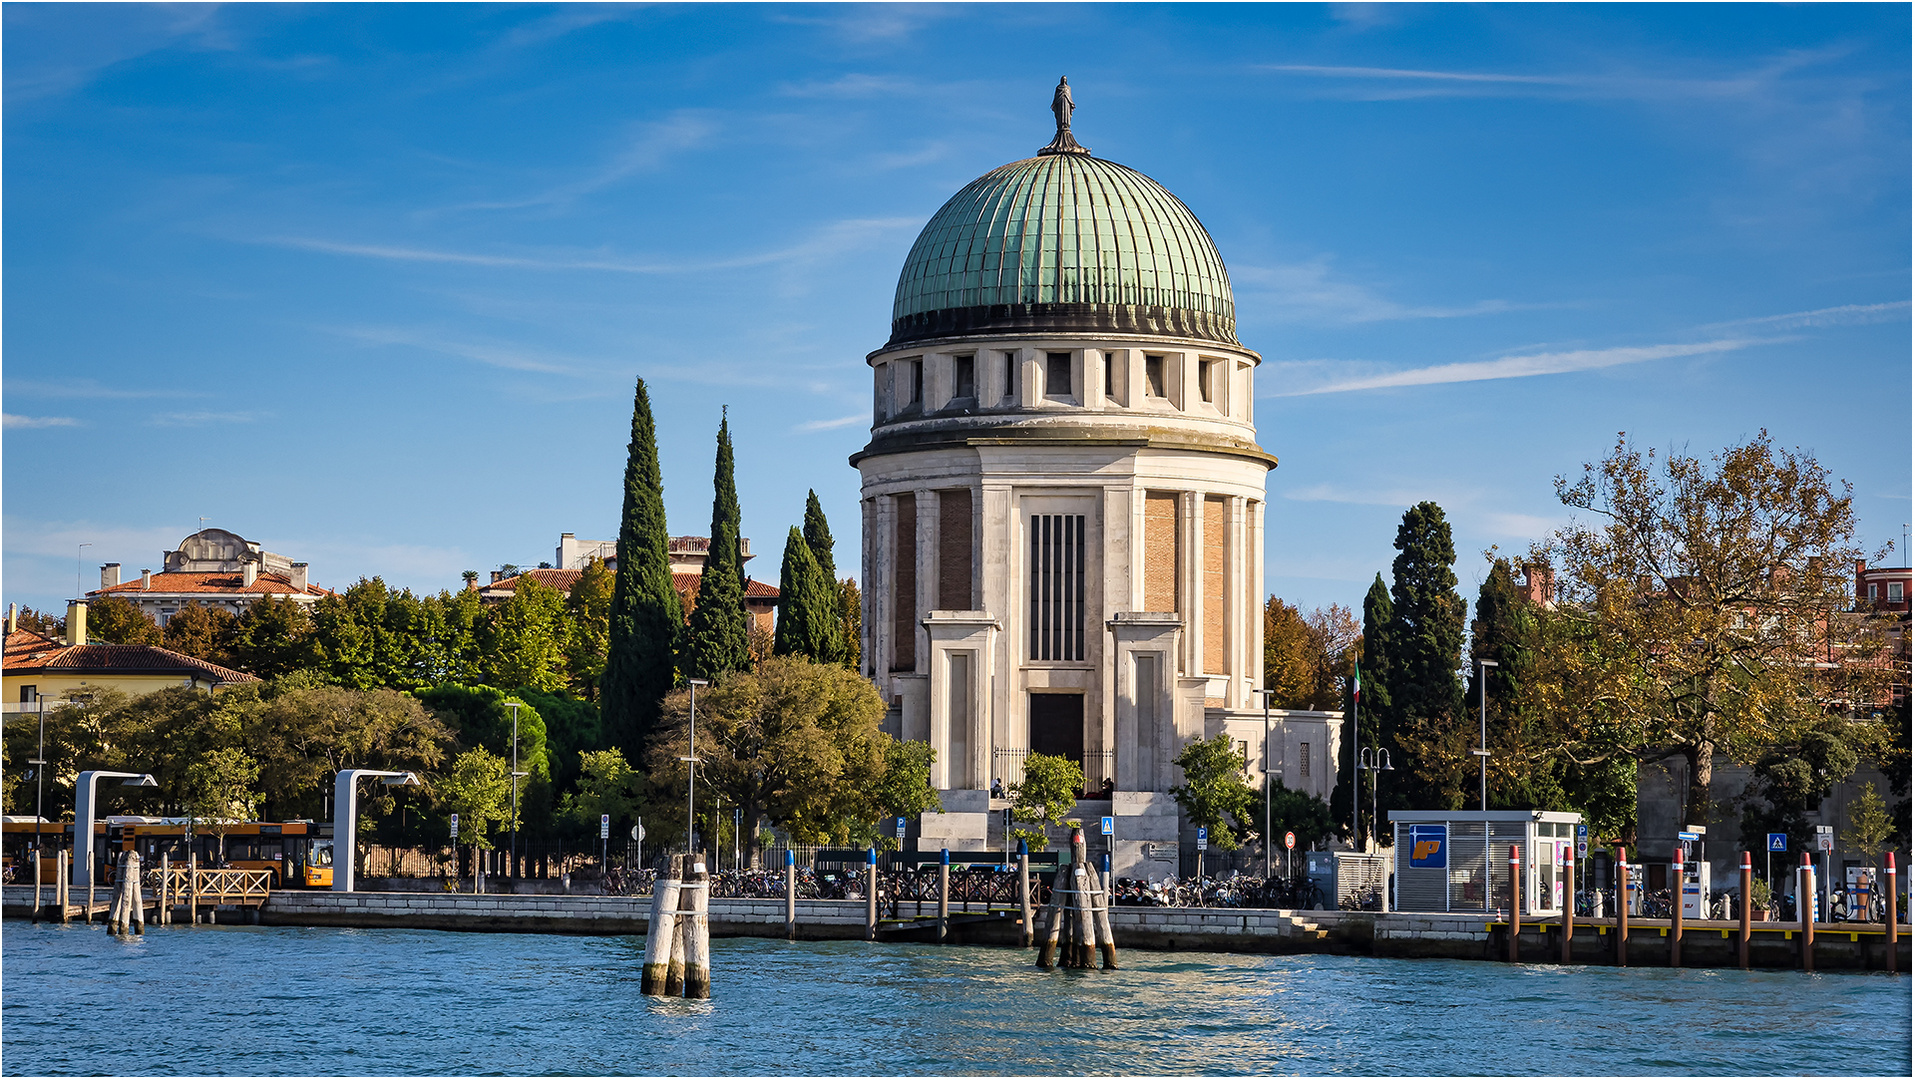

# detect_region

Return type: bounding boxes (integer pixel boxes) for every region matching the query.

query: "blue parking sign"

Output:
[1196,826,1208,851]
[1767,832,1788,852]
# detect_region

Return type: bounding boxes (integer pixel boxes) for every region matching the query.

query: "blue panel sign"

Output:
[1767,832,1788,852]
[1100,815,1114,836]
[895,816,907,839]
[1408,824,1448,869]
[1575,822,1589,860]
[1196,826,1208,851]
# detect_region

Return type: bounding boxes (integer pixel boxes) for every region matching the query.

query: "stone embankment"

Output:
[4,885,1905,971]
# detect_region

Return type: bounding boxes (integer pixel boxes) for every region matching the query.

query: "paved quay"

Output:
[6,884,1906,970]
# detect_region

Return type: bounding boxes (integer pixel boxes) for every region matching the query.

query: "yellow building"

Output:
[3,602,255,710]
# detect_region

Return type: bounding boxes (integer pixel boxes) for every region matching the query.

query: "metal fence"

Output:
[990,748,1117,793]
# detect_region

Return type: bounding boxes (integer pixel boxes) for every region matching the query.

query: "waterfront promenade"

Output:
[6,884,1905,971]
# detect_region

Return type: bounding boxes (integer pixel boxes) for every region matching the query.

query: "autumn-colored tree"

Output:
[1532,431,1888,837]
[162,602,236,664]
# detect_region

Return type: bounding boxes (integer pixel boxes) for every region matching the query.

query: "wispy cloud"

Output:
[494,5,648,50]
[1702,300,1909,331]
[1283,483,1443,507]
[5,378,201,400]
[1261,63,1565,87]
[263,216,918,276]
[330,326,592,376]
[449,111,718,213]
[3,414,81,429]
[1269,338,1759,397]
[147,410,266,427]
[1233,259,1531,324]
[778,73,922,99]
[796,413,866,433]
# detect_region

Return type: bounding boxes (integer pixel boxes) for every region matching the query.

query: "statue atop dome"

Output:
[1039,76,1091,156]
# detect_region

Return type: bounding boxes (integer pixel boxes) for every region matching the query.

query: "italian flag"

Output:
[1352,661,1361,704]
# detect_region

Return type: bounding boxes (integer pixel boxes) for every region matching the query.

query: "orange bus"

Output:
[109,819,335,888]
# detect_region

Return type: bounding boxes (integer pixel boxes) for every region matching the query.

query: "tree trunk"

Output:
[1684,741,1714,831]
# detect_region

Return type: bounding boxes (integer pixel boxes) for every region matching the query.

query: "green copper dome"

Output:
[889,153,1238,348]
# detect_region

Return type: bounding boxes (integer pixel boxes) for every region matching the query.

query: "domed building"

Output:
[855,85,1341,876]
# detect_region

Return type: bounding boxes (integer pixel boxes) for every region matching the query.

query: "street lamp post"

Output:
[1359,748,1395,855]
[685,679,709,857]
[331,769,421,892]
[72,770,157,889]
[1474,660,1498,812]
[506,701,522,880]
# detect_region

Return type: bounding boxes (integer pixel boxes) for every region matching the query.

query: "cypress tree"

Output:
[1388,501,1469,811]
[773,526,836,661]
[600,379,680,760]
[681,412,750,680]
[800,489,846,663]
[1469,558,1556,810]
[1333,574,1394,846]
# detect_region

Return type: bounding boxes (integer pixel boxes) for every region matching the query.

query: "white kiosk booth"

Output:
[1389,809,1583,916]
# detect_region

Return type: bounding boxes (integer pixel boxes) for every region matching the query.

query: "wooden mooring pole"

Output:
[1035,860,1063,969]
[57,851,69,924]
[641,854,682,996]
[1737,851,1752,970]
[1614,846,1628,967]
[1017,841,1033,948]
[666,854,691,996]
[188,853,199,926]
[1507,845,1521,964]
[1885,852,1898,975]
[681,853,711,1000]
[1799,852,1814,972]
[1560,844,1574,965]
[937,848,950,945]
[863,846,878,942]
[784,849,796,941]
[1669,846,1684,967]
[32,850,43,925]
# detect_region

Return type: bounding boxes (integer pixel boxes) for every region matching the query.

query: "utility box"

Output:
[1305,851,1336,909]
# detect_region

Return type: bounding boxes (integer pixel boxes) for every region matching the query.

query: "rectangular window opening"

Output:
[1103,354,1115,400]
[908,360,923,406]
[1300,742,1311,777]
[1892,582,1905,602]
[1145,355,1166,398]
[953,355,975,400]
[1199,359,1216,403]
[1003,352,1018,402]
[1029,513,1086,661]
[1045,352,1073,399]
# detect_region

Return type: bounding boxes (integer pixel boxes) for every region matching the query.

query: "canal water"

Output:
[2,922,1906,1076]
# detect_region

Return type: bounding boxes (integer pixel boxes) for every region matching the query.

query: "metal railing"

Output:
[991,748,1117,793]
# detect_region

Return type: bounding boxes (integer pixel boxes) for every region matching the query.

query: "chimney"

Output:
[141,569,153,590]
[101,563,121,589]
[7,603,15,635]
[242,561,259,587]
[290,562,309,592]
[66,600,87,647]
[491,570,505,584]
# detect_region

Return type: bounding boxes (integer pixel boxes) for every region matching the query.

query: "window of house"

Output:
[1029,514,1086,661]
[1104,354,1116,400]
[1199,359,1217,403]
[907,359,923,406]
[1237,740,1250,768]
[1045,352,1072,399]
[953,355,975,399]
[1299,742,1311,777]
[1145,355,1166,398]
[1870,583,1880,603]
[1892,581,1905,603]
[19,685,36,704]
[1003,352,1018,402]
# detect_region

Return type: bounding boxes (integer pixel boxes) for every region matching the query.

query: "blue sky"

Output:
[5,4,1909,620]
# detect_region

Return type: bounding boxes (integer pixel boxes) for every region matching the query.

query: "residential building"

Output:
[86,528,328,626]
[3,601,256,710]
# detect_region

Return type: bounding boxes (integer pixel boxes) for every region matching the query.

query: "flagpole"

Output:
[1351,662,1361,850]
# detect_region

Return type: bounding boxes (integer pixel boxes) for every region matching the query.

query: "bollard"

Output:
[682,854,711,1000]
[1738,851,1752,970]
[784,849,797,941]
[1017,842,1033,949]
[641,854,683,995]
[1560,845,1574,965]
[1885,852,1898,975]
[1615,847,1628,967]
[1799,852,1814,972]
[1670,846,1684,967]
[864,847,879,942]
[1504,844,1522,963]
[937,848,950,945]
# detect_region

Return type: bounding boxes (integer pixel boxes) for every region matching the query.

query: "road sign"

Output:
[1677,831,1700,841]
[449,812,459,839]
[1768,832,1788,852]
[600,813,610,840]
[1284,831,1296,850]
[895,816,907,839]
[1817,830,1835,853]
[1101,815,1114,836]
[1576,822,1589,859]
[632,818,645,844]
[1196,826,1208,852]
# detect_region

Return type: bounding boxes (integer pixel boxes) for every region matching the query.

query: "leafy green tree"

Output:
[185,747,261,861]
[245,683,454,821]
[227,594,318,678]
[560,748,646,847]
[774,526,838,662]
[415,684,552,836]
[86,594,162,645]
[837,578,863,672]
[1010,752,1085,850]
[162,602,236,664]
[1171,733,1259,852]
[860,738,941,850]
[1535,431,1885,835]
[1388,502,1470,812]
[801,490,848,664]
[648,656,888,863]
[1843,783,1895,868]
[1738,716,1880,856]
[480,575,571,692]
[310,578,415,689]
[435,747,514,859]
[681,413,751,681]
[1334,575,1392,845]
[565,559,614,700]
[417,587,485,686]
[1255,780,1336,853]
[602,378,682,760]
[1469,558,1561,810]
[513,688,602,802]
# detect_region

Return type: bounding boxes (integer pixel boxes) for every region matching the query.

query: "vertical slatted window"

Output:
[1029,514,1086,661]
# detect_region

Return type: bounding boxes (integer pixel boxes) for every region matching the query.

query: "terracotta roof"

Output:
[670,572,779,603]
[5,629,63,653]
[3,638,257,684]
[89,571,329,599]
[481,569,584,596]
